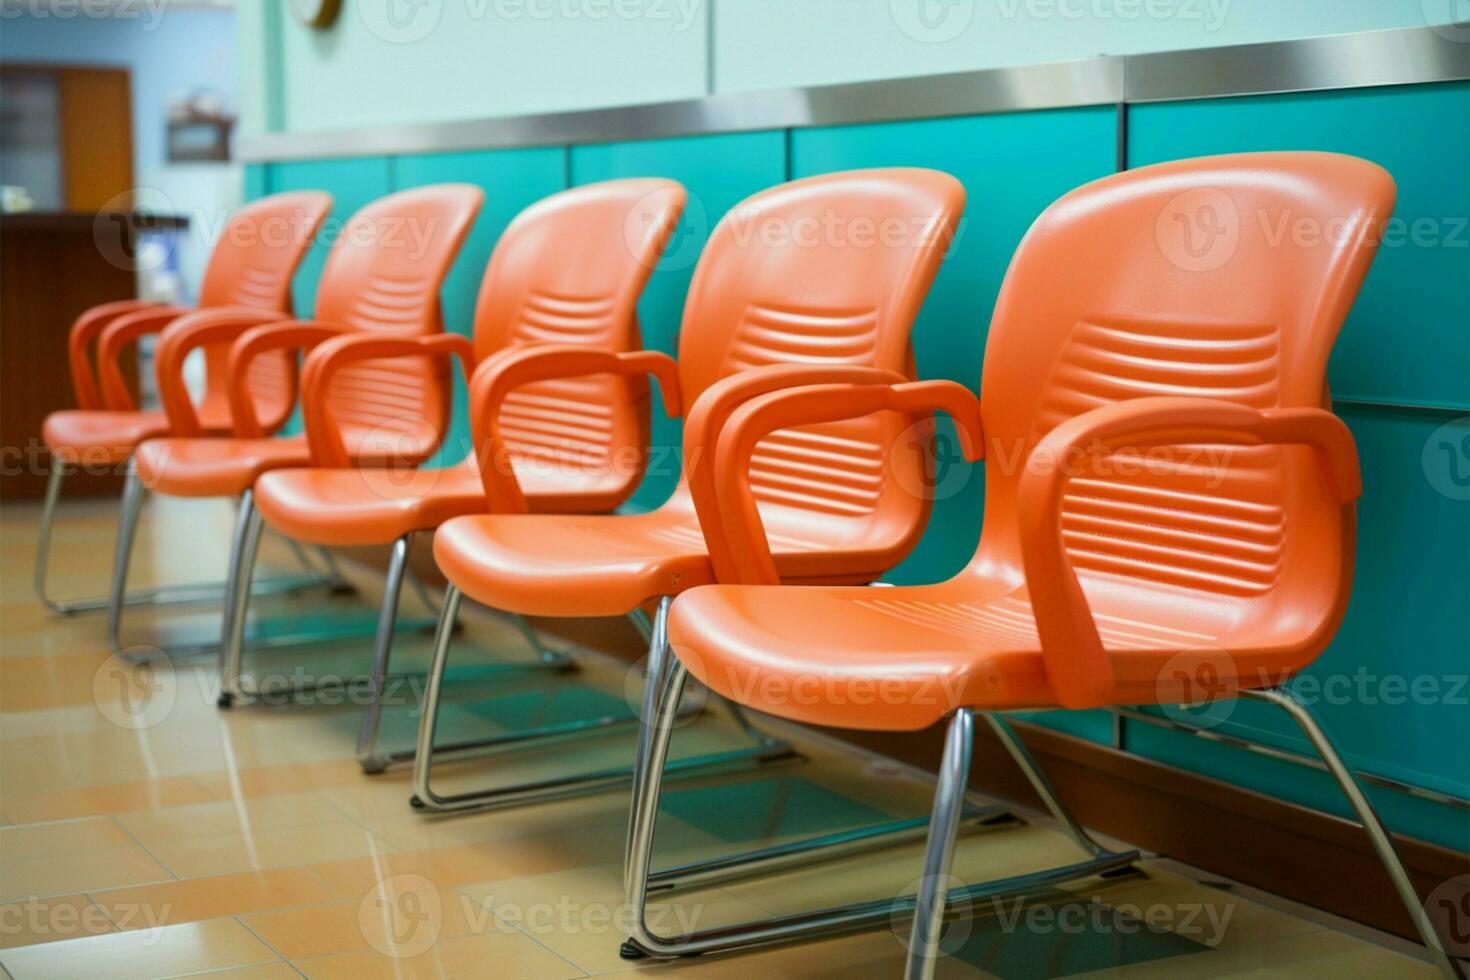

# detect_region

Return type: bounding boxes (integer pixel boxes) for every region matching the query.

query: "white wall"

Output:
[238,0,1463,135]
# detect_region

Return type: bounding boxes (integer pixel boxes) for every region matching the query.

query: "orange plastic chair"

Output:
[34,191,332,614]
[627,153,1456,979]
[411,168,965,815]
[227,181,686,757]
[108,184,484,657]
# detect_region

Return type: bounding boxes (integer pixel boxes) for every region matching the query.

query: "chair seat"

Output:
[666,576,1318,731]
[252,456,636,547]
[43,410,171,466]
[136,435,311,497]
[433,494,894,619]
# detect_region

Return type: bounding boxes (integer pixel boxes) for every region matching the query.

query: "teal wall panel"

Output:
[1128,83,1470,847]
[570,131,789,510]
[1129,82,1470,410]
[392,147,569,467]
[268,156,394,319]
[790,107,1118,583]
[243,163,270,202]
[1126,406,1470,849]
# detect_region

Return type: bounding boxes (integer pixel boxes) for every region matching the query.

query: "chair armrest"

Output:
[68,300,164,410]
[95,306,192,411]
[713,379,984,585]
[300,332,475,467]
[225,320,351,437]
[1017,396,1361,710]
[684,365,913,582]
[154,307,292,436]
[467,343,681,513]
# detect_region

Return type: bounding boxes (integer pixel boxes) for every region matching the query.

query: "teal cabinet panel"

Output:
[393,147,568,466]
[1128,82,1470,410]
[269,156,394,319]
[790,107,1118,583]
[1129,405,1469,847]
[244,163,271,202]
[570,131,788,510]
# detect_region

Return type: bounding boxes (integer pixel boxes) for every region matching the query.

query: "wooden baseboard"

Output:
[378,544,1463,942]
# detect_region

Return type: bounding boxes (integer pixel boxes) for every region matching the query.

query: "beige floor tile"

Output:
[305,833,607,899]
[114,792,346,845]
[0,895,114,950]
[141,820,397,880]
[0,498,1441,980]
[189,759,369,802]
[170,964,304,980]
[0,817,134,859]
[0,916,279,980]
[88,868,335,930]
[0,777,218,825]
[291,929,583,980]
[0,845,175,903]
[241,887,477,961]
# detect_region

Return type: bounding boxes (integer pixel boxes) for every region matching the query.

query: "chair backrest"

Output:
[194,191,332,432]
[314,184,484,461]
[675,168,964,535]
[197,191,334,312]
[472,179,685,474]
[977,152,1394,631]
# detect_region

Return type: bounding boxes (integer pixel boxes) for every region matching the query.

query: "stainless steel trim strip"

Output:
[240,56,1122,162]
[238,24,1467,163]
[1126,24,1470,103]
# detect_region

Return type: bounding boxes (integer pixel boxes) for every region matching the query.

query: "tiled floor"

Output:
[0,494,1439,978]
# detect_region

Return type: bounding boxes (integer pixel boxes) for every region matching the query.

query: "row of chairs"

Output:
[37,154,1459,978]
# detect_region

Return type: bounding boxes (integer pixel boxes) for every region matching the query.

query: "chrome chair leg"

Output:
[105,467,147,651]
[1242,687,1465,979]
[216,489,266,706]
[356,534,414,773]
[906,710,975,980]
[410,592,798,813]
[983,714,1120,859]
[622,651,1137,962]
[33,462,70,612]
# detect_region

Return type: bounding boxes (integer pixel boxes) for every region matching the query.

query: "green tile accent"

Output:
[392,147,568,467]
[790,106,1118,582]
[463,684,633,734]
[569,130,789,510]
[1128,82,1470,410]
[950,894,1212,979]
[658,776,893,844]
